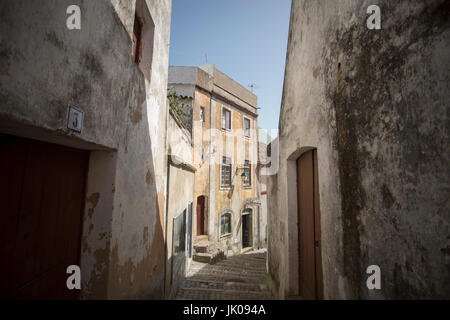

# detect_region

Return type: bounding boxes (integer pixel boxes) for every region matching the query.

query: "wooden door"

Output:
[297,149,323,299]
[0,134,88,299]
[196,196,205,235]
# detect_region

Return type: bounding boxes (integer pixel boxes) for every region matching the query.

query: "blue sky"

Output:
[169,0,292,136]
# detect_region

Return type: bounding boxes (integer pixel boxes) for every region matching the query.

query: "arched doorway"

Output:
[196,196,206,235]
[242,208,253,248]
[297,149,323,299]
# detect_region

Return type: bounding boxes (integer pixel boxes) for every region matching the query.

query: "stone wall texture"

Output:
[267,0,450,299]
[0,0,172,299]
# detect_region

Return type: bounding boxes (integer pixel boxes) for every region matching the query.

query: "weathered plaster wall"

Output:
[192,87,212,236]
[0,0,172,299]
[268,0,450,299]
[165,110,195,299]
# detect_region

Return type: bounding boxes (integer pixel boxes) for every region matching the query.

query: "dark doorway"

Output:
[0,133,89,299]
[297,149,323,300]
[196,196,206,235]
[242,209,252,248]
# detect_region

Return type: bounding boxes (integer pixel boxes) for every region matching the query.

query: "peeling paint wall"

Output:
[267,0,450,299]
[192,86,212,236]
[0,0,172,299]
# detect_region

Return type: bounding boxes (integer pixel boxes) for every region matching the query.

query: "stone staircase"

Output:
[192,236,226,264]
[175,249,272,300]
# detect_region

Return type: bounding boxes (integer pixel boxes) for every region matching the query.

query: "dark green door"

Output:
[242,210,252,248]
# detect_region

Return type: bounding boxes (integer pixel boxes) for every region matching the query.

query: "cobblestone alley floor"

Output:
[175,249,273,300]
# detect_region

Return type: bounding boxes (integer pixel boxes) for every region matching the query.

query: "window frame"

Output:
[221,105,232,132]
[200,106,206,126]
[220,155,233,190]
[220,212,232,238]
[242,159,252,188]
[132,0,155,80]
[243,116,251,138]
[132,14,143,63]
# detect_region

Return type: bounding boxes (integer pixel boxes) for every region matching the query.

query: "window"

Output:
[132,0,155,79]
[221,156,232,188]
[242,160,251,187]
[243,117,251,137]
[220,213,232,236]
[200,107,205,126]
[221,107,231,131]
[132,14,142,63]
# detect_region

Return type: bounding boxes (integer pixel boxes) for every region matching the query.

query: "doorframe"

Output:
[79,150,117,299]
[286,147,323,299]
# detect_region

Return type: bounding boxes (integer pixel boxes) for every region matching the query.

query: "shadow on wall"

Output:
[0,0,168,300]
[80,0,168,300]
[103,46,166,300]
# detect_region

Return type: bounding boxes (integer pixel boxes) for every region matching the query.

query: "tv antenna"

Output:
[247,83,260,93]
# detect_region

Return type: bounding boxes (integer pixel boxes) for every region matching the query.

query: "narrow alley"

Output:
[175,249,272,300]
[0,0,449,304]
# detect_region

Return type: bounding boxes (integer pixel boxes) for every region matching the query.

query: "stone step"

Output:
[195,235,208,242]
[187,274,266,284]
[193,243,209,253]
[176,287,272,300]
[199,261,266,270]
[183,279,269,292]
[192,252,213,263]
[192,249,226,264]
[188,265,267,275]
[193,239,226,254]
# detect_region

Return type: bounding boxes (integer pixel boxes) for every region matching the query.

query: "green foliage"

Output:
[167,88,188,119]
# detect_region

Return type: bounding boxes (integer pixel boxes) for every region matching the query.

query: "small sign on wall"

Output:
[67,106,83,133]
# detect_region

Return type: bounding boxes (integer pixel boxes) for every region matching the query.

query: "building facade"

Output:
[168,65,263,254]
[267,0,450,299]
[0,0,172,299]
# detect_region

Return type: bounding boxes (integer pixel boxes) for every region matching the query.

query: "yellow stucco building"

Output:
[168,64,262,254]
